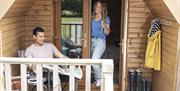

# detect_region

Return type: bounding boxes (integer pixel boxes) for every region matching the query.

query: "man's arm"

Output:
[54,50,68,58]
[51,44,68,58]
[24,48,35,72]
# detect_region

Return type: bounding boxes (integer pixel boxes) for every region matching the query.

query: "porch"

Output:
[0,0,180,91]
[0,57,114,91]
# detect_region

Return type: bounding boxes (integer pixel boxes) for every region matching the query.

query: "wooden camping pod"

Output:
[0,0,180,91]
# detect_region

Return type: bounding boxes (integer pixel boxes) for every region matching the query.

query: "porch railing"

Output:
[61,22,82,45]
[0,57,114,91]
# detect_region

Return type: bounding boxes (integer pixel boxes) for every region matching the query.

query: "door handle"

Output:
[120,39,130,45]
[119,43,124,45]
[79,37,85,41]
[82,34,87,47]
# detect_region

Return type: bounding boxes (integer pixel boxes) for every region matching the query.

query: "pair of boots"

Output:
[128,70,142,91]
[128,70,151,91]
[142,79,151,91]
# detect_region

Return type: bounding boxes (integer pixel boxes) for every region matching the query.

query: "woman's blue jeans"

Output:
[91,38,106,82]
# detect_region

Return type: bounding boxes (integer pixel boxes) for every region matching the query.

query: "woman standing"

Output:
[91,0,110,87]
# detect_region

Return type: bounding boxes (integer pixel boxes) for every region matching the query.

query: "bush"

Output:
[61,0,82,17]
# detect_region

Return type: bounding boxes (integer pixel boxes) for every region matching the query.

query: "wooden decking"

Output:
[62,84,120,91]
[0,57,114,91]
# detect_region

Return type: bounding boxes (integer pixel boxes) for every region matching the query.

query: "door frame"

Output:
[82,0,91,58]
[52,0,61,50]
[52,0,90,58]
[52,0,129,90]
[120,0,128,91]
[52,0,91,86]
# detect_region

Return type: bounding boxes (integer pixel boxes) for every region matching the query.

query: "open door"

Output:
[52,0,61,50]
[52,0,91,58]
[82,0,91,58]
[52,0,91,88]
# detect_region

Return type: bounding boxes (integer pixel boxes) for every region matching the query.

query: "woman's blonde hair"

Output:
[92,0,108,22]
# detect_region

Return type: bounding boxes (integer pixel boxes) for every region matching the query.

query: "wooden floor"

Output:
[26,83,120,91]
[62,84,120,91]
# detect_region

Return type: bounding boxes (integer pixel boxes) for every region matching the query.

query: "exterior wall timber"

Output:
[144,0,176,21]
[127,0,152,78]
[144,0,179,91]
[25,0,52,47]
[0,0,34,75]
[152,25,179,91]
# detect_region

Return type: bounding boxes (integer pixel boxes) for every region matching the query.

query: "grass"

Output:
[62,17,82,23]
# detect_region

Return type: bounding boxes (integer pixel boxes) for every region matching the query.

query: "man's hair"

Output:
[33,27,44,36]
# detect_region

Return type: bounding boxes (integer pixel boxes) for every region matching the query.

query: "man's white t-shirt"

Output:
[25,43,59,58]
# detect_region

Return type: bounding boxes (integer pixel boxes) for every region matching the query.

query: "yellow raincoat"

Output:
[145,29,161,71]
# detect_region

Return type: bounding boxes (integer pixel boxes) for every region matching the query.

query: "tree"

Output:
[62,0,82,17]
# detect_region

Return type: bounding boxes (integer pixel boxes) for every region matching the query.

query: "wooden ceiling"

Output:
[144,0,179,24]
[3,0,35,18]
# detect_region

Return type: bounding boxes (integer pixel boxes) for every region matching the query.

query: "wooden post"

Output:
[21,64,27,91]
[69,65,75,91]
[82,0,91,58]
[52,0,61,50]
[101,60,114,91]
[121,0,129,91]
[4,64,12,91]
[37,64,43,91]
[53,65,61,91]
[0,63,4,91]
[85,65,91,91]
[0,29,4,91]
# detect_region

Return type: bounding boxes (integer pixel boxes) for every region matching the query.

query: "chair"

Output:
[64,38,82,58]
[18,50,51,91]
[18,50,82,91]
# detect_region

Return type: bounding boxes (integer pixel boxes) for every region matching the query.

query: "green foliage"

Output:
[61,0,82,17]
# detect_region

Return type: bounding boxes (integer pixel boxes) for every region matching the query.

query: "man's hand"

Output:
[28,64,33,71]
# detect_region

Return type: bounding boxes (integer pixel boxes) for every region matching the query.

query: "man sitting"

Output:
[25,27,82,91]
[24,27,68,85]
[25,26,67,70]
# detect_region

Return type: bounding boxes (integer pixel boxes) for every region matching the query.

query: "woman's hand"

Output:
[101,21,110,35]
[101,21,106,29]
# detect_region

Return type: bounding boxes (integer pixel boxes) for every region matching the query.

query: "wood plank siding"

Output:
[25,0,52,47]
[144,0,179,91]
[0,0,180,91]
[127,0,152,79]
[0,0,35,75]
[152,25,178,91]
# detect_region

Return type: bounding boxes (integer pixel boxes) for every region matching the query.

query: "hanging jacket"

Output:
[145,28,161,71]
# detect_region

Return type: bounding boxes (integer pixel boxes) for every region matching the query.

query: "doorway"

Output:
[53,0,124,88]
[91,0,122,85]
[59,0,83,58]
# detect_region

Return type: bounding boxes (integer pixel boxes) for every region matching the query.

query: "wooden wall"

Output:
[24,0,52,47]
[152,24,178,91]
[144,0,179,91]
[176,30,180,91]
[127,0,152,78]
[0,0,34,75]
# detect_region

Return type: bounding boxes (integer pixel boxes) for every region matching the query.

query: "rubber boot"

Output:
[135,70,141,91]
[128,70,135,91]
[146,80,151,91]
[142,79,146,91]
